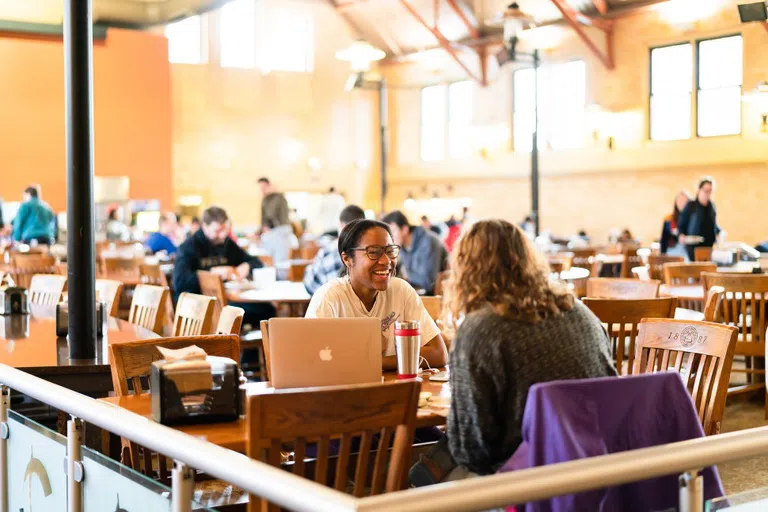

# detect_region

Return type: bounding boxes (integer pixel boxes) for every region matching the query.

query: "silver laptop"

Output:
[268,318,382,389]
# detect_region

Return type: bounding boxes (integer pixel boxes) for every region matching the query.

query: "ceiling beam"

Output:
[398,0,486,85]
[592,0,608,16]
[550,0,615,70]
[445,0,480,39]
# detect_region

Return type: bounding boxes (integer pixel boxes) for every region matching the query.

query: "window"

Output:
[165,15,204,64]
[447,81,474,159]
[697,35,742,137]
[256,4,314,73]
[420,85,447,162]
[513,60,586,151]
[419,81,474,161]
[650,43,693,141]
[219,0,256,69]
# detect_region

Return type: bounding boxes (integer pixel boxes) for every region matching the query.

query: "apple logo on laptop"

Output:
[319,347,333,361]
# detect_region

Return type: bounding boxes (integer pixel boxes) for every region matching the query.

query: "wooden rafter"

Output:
[445,0,480,39]
[550,0,615,70]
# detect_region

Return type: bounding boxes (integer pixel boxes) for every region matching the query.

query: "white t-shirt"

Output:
[305,277,441,357]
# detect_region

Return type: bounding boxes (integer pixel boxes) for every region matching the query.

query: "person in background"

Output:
[660,191,691,258]
[444,215,462,253]
[421,215,442,236]
[383,210,448,295]
[303,204,366,294]
[258,177,290,228]
[678,177,721,261]
[260,219,299,266]
[520,215,536,239]
[105,209,129,241]
[305,219,448,369]
[618,228,637,245]
[317,187,346,236]
[444,220,615,476]
[173,206,274,325]
[12,186,54,245]
[145,212,179,256]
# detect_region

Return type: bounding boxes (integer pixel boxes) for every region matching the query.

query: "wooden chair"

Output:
[700,273,768,413]
[586,278,660,299]
[10,254,56,288]
[288,262,310,282]
[631,266,651,281]
[259,255,274,268]
[109,334,240,479]
[300,242,320,260]
[548,253,573,273]
[648,254,684,281]
[95,279,124,317]
[197,270,227,330]
[289,248,302,260]
[128,284,168,335]
[28,274,67,306]
[695,247,713,262]
[173,292,215,336]
[139,263,168,286]
[246,379,421,511]
[620,246,643,278]
[571,248,600,276]
[704,286,725,322]
[103,256,142,277]
[663,262,717,311]
[217,305,245,335]
[583,297,678,375]
[421,296,442,321]
[631,319,737,435]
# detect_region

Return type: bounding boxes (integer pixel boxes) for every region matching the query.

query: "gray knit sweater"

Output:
[447,300,617,475]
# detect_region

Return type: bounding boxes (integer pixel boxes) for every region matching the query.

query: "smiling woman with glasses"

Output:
[305,219,448,370]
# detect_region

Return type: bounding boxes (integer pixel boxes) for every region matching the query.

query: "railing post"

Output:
[679,470,703,512]
[0,386,9,512]
[171,461,194,512]
[67,417,84,512]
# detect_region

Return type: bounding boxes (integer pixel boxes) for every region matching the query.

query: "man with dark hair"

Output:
[383,210,447,295]
[173,206,274,325]
[303,204,366,294]
[258,177,290,228]
[12,186,54,245]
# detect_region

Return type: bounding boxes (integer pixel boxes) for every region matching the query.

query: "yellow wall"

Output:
[171,0,380,225]
[383,1,768,245]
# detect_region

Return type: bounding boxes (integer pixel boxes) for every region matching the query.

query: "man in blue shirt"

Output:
[303,204,366,294]
[145,212,179,255]
[12,186,54,245]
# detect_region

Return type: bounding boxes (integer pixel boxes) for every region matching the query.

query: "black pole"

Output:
[64,0,97,359]
[531,49,540,237]
[379,79,388,215]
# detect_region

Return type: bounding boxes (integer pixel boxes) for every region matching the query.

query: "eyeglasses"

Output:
[349,245,401,260]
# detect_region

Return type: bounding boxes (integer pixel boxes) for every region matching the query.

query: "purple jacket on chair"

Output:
[499,373,725,512]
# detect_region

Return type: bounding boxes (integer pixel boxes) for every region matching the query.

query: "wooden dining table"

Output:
[98,372,451,454]
[227,281,311,317]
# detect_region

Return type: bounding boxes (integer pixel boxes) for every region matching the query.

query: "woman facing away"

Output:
[305,218,448,370]
[444,219,616,475]
[660,190,692,258]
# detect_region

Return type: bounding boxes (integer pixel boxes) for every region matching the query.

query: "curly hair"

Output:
[444,219,574,324]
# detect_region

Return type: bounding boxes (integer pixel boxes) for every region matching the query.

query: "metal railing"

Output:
[2,361,768,512]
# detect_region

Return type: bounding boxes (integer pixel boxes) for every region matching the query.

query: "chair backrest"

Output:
[197,270,227,328]
[694,247,713,262]
[300,242,320,260]
[95,279,124,317]
[28,274,67,305]
[288,262,310,282]
[217,305,245,335]
[703,286,725,323]
[421,296,442,321]
[583,297,678,375]
[570,248,597,268]
[128,284,169,335]
[620,246,642,278]
[289,248,302,260]
[11,254,56,288]
[586,278,660,299]
[103,256,142,275]
[631,266,651,281]
[173,292,215,336]
[246,379,420,511]
[632,319,737,435]
[139,263,168,286]
[548,253,573,273]
[701,273,768,347]
[259,255,274,268]
[648,254,685,281]
[663,262,717,286]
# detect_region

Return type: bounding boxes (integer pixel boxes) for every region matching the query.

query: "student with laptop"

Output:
[305,219,448,370]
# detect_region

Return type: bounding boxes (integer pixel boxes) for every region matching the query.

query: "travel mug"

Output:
[395,320,421,379]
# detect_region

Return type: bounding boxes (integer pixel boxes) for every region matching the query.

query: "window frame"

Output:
[165,14,207,65]
[695,33,743,138]
[648,41,694,142]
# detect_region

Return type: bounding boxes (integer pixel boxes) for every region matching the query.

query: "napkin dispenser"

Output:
[55,301,105,337]
[0,288,29,316]
[150,355,241,425]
